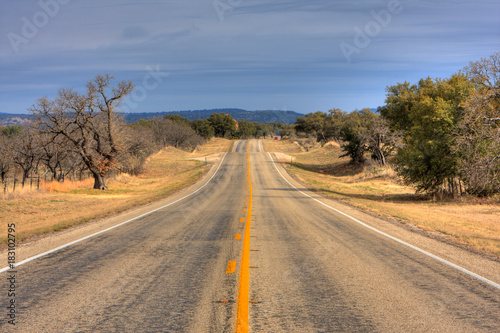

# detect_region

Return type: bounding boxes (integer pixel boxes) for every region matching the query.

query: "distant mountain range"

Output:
[124,109,303,124]
[0,109,304,126]
[1,108,382,127]
[0,113,32,126]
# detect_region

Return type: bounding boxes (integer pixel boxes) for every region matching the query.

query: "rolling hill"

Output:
[123,109,303,124]
[0,109,304,126]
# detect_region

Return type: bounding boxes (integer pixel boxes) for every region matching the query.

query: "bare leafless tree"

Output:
[12,126,40,187]
[455,91,500,196]
[364,117,402,167]
[38,133,71,181]
[31,74,134,189]
[0,134,13,183]
[118,125,159,175]
[62,150,88,181]
[456,52,500,196]
[464,51,500,98]
[152,119,204,150]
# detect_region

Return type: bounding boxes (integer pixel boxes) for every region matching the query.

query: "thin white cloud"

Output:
[0,0,498,114]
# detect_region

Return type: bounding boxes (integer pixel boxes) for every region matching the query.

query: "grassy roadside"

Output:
[0,138,233,246]
[264,138,500,260]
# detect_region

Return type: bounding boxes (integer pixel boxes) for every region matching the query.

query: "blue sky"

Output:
[0,0,499,115]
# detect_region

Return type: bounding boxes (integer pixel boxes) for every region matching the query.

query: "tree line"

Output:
[0,74,290,191]
[3,52,496,196]
[294,52,499,198]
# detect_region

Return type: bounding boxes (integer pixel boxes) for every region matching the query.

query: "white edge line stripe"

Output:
[267,152,500,290]
[0,153,228,274]
[232,140,240,153]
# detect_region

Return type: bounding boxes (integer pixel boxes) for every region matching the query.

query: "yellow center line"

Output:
[236,140,253,333]
[226,261,237,274]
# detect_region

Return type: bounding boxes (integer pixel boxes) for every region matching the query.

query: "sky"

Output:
[0,0,499,115]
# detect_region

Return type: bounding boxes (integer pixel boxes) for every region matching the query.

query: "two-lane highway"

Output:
[248,141,499,332]
[2,141,250,332]
[1,140,499,332]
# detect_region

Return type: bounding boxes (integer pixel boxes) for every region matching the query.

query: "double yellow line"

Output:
[236,141,253,332]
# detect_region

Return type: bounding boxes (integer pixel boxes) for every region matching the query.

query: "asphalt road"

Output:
[1,140,499,332]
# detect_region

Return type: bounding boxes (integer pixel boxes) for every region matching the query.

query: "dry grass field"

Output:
[265,138,500,260]
[0,138,232,246]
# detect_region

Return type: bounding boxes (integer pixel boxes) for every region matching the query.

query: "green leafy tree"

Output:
[1,125,23,137]
[319,108,347,143]
[208,113,236,138]
[129,118,155,129]
[252,122,273,139]
[236,120,256,139]
[339,109,376,164]
[295,111,326,136]
[191,119,215,140]
[382,75,474,195]
[379,82,418,132]
[295,109,348,144]
[279,124,295,138]
[164,114,191,126]
[269,122,286,137]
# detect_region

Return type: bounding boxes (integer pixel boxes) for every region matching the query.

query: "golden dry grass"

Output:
[0,138,233,246]
[264,138,500,259]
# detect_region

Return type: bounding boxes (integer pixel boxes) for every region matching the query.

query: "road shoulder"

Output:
[267,151,500,288]
[0,154,227,266]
